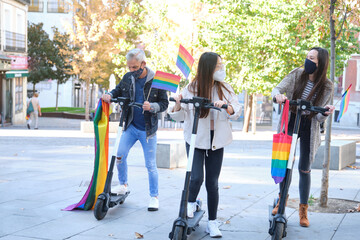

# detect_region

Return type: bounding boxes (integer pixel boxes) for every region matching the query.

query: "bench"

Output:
[156,141,187,169]
[312,140,356,170]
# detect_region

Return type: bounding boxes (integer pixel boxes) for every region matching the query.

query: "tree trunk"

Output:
[85,79,90,121]
[320,0,336,207]
[33,83,36,93]
[242,94,253,133]
[55,80,59,111]
[252,93,257,134]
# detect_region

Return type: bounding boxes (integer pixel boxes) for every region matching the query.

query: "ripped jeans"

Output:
[116,124,158,197]
[279,113,312,204]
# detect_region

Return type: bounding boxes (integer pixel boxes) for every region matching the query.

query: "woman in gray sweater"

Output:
[271,47,335,227]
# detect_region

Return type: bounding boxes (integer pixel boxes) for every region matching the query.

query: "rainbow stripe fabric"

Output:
[337,84,352,122]
[63,99,109,211]
[176,44,194,79]
[271,100,292,184]
[152,71,181,93]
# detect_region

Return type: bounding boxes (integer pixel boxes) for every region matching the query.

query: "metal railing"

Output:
[47,0,70,13]
[29,1,44,12]
[4,31,26,53]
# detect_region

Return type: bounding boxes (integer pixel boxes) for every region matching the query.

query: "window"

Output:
[47,0,70,13]
[15,78,23,113]
[29,0,44,12]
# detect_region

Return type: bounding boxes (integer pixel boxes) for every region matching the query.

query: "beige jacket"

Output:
[271,68,334,163]
[169,82,241,150]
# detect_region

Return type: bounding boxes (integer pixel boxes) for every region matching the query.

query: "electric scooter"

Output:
[268,99,328,240]
[94,97,142,220]
[168,96,228,240]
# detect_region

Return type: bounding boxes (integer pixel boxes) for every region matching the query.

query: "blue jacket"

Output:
[109,67,169,138]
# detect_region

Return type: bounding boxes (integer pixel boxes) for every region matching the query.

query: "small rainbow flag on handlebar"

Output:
[176,44,194,79]
[152,71,181,93]
[337,84,352,122]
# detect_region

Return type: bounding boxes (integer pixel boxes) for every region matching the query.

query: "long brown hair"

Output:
[291,47,329,117]
[189,52,231,118]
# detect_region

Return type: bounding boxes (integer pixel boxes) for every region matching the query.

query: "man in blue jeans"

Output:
[102,48,168,211]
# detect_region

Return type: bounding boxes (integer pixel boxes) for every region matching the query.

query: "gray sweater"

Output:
[271,68,334,164]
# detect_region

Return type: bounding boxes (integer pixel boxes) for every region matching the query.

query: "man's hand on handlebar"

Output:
[102,94,111,103]
[275,94,287,104]
[324,105,335,116]
[172,94,183,112]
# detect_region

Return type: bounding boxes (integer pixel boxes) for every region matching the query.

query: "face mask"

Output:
[213,69,226,82]
[304,58,317,74]
[132,64,145,79]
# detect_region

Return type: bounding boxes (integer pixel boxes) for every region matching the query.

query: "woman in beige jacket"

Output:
[169,52,241,238]
[271,47,335,227]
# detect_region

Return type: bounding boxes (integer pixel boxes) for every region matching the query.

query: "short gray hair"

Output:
[126,48,146,62]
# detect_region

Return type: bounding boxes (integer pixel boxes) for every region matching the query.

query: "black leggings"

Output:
[186,131,224,220]
[279,113,312,204]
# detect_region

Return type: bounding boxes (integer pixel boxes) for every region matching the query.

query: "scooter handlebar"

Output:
[169,97,228,110]
[274,98,329,115]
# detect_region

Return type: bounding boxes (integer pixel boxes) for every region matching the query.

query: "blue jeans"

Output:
[116,124,159,197]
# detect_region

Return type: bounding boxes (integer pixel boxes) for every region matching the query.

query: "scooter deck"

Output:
[187,210,205,233]
[109,192,130,208]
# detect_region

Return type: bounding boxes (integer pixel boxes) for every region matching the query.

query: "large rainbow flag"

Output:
[176,44,194,79]
[63,99,110,211]
[152,71,181,93]
[337,84,352,122]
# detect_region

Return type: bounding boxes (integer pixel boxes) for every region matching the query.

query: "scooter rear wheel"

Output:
[94,198,108,220]
[172,226,185,240]
[271,222,285,240]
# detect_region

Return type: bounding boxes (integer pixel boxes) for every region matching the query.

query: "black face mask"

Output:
[132,65,144,79]
[304,58,317,74]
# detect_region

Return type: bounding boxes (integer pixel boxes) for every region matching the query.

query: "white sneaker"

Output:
[187,202,197,218]
[206,220,222,238]
[112,184,128,195]
[148,197,159,211]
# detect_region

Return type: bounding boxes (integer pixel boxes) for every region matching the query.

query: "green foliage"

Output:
[41,107,85,114]
[52,27,73,84]
[27,22,55,86]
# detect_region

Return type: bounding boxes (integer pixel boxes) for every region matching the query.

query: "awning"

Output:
[5,70,28,78]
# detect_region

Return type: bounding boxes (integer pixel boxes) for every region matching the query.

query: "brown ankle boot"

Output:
[299,204,310,227]
[272,194,289,215]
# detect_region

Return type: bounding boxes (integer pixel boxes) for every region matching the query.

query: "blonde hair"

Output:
[34,93,39,97]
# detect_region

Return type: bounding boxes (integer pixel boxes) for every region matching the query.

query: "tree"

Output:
[199,0,318,132]
[27,22,55,92]
[65,0,132,120]
[52,27,73,110]
[298,0,360,207]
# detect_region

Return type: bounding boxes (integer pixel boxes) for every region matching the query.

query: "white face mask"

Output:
[213,69,226,82]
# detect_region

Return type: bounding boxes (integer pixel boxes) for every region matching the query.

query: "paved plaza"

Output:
[0,117,359,240]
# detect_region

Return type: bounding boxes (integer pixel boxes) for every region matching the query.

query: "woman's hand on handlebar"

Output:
[172,94,182,112]
[324,105,335,115]
[102,94,111,103]
[275,94,287,104]
[214,100,233,114]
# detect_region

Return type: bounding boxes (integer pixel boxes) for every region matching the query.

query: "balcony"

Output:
[47,0,70,13]
[4,31,26,53]
[29,1,44,12]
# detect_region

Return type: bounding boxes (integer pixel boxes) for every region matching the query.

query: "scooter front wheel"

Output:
[271,222,285,240]
[94,198,108,220]
[172,226,185,240]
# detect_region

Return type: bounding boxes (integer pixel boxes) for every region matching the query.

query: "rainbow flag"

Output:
[337,84,352,122]
[63,99,110,211]
[152,71,181,93]
[176,44,194,79]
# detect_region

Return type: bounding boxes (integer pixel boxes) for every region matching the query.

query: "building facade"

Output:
[0,0,29,126]
[27,0,98,109]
